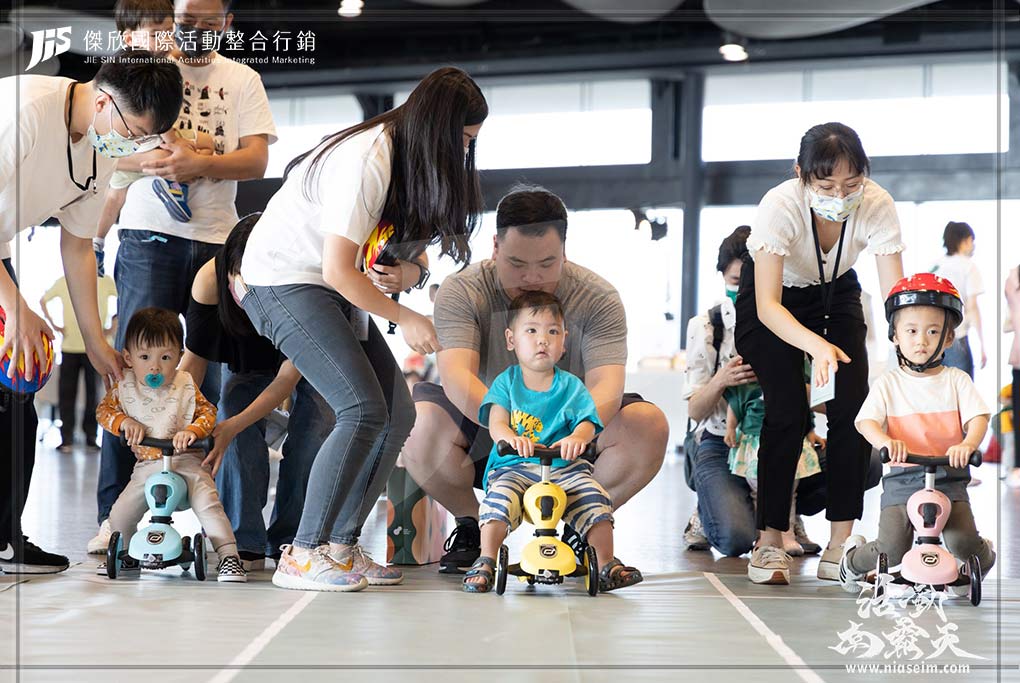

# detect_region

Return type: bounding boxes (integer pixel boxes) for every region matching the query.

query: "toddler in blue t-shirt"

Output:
[462,291,643,593]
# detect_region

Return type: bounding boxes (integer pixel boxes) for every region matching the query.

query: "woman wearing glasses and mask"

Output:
[0,50,182,576]
[735,122,905,586]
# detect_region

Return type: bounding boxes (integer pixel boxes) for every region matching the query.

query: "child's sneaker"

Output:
[838,535,867,594]
[152,178,193,222]
[747,545,791,585]
[87,520,112,555]
[684,510,710,551]
[331,544,403,585]
[96,556,140,576]
[271,544,367,592]
[217,555,248,583]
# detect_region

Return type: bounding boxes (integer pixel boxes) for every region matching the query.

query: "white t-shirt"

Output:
[683,296,737,438]
[118,53,277,245]
[747,178,904,288]
[931,254,983,337]
[0,76,116,260]
[241,125,393,288]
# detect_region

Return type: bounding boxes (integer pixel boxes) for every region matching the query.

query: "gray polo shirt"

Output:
[433,260,628,386]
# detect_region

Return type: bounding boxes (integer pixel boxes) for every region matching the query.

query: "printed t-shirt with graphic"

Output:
[478,365,603,488]
[855,365,989,507]
[119,53,277,244]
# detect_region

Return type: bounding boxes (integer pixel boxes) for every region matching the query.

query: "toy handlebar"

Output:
[497,440,597,464]
[120,434,214,454]
[879,447,981,468]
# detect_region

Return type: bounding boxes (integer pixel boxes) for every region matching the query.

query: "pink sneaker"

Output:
[332,544,403,585]
[272,545,367,592]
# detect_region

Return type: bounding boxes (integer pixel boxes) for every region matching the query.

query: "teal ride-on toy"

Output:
[106,435,214,581]
[492,441,599,597]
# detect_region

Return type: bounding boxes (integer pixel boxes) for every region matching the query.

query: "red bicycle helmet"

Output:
[884,273,964,371]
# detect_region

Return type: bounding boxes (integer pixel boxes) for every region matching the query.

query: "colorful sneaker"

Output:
[271,545,367,592]
[793,515,821,554]
[438,519,480,574]
[0,537,70,575]
[217,555,248,583]
[838,535,867,594]
[152,177,193,222]
[87,520,112,555]
[332,544,403,585]
[96,556,140,576]
[684,510,710,551]
[747,545,791,585]
[817,544,843,581]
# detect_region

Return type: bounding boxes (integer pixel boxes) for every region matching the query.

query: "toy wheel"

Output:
[968,555,982,606]
[495,545,508,595]
[874,553,888,600]
[584,545,598,596]
[193,533,206,582]
[106,532,122,580]
[179,536,192,572]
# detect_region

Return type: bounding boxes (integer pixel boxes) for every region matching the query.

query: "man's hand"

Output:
[140,139,208,183]
[86,338,125,390]
[121,418,146,447]
[946,443,976,469]
[202,418,241,476]
[715,355,756,389]
[172,430,197,453]
[0,305,53,382]
[551,435,590,461]
[884,438,908,463]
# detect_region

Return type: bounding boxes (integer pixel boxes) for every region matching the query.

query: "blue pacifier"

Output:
[144,373,165,389]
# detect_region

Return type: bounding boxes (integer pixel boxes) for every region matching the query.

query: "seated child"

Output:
[724,365,823,556]
[839,273,995,592]
[463,291,642,593]
[95,307,246,583]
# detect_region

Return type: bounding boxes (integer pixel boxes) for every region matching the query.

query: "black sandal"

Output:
[462,556,496,593]
[599,558,643,592]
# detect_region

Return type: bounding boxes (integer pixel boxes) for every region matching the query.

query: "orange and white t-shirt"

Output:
[856,365,988,506]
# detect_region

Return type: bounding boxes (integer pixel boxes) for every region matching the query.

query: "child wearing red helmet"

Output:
[838,273,995,592]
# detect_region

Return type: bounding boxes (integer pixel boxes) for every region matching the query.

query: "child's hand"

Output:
[121,418,146,447]
[508,436,534,458]
[551,435,590,461]
[884,439,908,463]
[173,430,197,453]
[946,443,975,469]
[724,424,737,449]
[807,430,826,450]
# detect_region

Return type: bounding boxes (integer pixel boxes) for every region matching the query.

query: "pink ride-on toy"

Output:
[874,446,984,606]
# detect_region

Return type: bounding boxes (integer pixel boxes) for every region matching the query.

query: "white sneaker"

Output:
[87,520,112,555]
[747,545,791,585]
[817,545,842,581]
[684,511,710,551]
[838,535,867,593]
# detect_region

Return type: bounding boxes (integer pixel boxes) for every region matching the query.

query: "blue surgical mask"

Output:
[87,106,141,159]
[807,183,865,223]
[144,373,165,389]
[725,283,739,304]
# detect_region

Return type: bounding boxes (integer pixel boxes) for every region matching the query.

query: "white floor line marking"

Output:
[704,572,826,683]
[208,591,318,683]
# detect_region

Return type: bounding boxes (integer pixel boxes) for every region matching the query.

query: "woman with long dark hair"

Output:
[735,122,904,586]
[239,67,487,591]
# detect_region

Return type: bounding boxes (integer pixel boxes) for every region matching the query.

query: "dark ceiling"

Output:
[2,0,1017,87]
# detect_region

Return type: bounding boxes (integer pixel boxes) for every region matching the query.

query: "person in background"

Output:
[39,273,118,452]
[1005,264,1020,488]
[930,221,986,379]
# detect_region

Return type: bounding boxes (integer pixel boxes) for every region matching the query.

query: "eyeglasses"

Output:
[99,88,163,146]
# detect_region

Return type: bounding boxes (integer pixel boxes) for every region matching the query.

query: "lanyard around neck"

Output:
[811,214,848,336]
[66,83,97,194]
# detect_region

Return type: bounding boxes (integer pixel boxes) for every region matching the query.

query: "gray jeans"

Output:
[242,283,414,549]
[847,500,994,575]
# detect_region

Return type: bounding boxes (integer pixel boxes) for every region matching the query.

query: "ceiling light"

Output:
[339,0,364,17]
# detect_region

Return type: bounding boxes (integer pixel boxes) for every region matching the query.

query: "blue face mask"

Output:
[87,106,142,159]
[725,283,739,304]
[144,373,165,389]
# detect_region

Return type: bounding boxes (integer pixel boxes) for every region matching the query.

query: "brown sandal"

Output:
[599,558,643,592]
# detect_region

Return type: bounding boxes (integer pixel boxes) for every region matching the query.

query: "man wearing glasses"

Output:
[91,0,277,557]
[0,50,183,575]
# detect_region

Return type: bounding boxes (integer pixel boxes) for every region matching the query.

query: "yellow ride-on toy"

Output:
[493,441,598,596]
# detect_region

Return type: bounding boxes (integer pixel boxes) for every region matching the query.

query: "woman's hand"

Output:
[0,305,54,382]
[202,418,242,476]
[367,261,421,294]
[399,307,440,355]
[809,340,851,387]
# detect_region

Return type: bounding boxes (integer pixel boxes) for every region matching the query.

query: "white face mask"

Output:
[807,183,865,223]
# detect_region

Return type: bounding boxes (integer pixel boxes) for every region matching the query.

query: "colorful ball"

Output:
[0,307,54,394]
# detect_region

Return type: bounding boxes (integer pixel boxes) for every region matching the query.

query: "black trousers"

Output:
[1012,368,1020,468]
[57,352,99,443]
[735,260,872,532]
[1,259,37,545]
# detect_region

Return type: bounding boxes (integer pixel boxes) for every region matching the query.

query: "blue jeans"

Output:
[942,336,974,379]
[96,229,223,524]
[693,433,756,557]
[216,367,333,556]
[242,283,415,548]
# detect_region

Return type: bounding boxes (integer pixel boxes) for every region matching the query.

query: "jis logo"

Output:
[27,27,72,71]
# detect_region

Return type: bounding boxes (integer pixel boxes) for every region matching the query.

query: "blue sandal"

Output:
[462,556,495,593]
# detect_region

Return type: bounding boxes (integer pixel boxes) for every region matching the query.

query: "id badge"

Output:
[809,359,836,408]
[350,306,370,341]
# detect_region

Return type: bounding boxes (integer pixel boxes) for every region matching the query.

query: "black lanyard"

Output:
[66,83,97,193]
[810,214,848,337]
